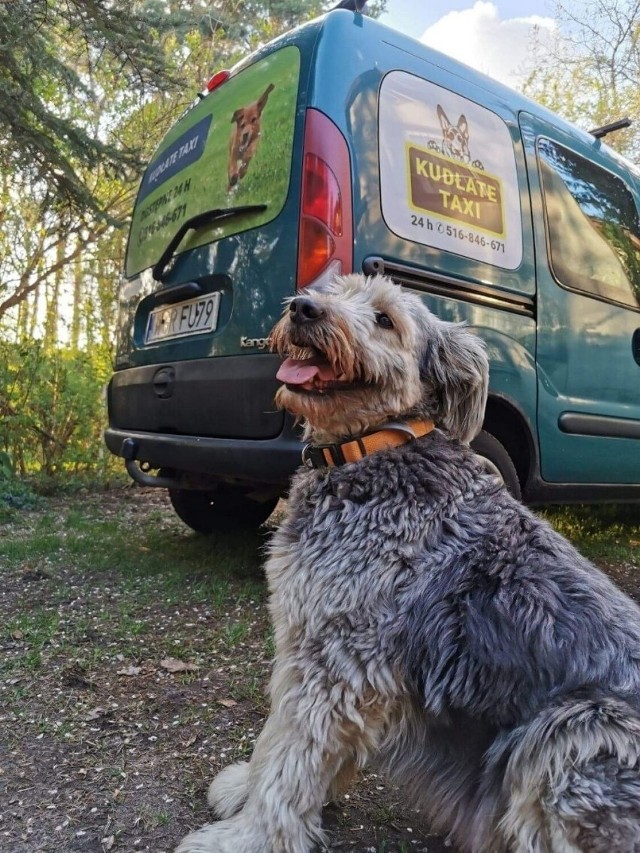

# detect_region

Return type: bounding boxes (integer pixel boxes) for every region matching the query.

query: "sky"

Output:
[378,0,558,89]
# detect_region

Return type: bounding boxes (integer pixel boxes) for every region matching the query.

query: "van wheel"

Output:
[168,485,278,534]
[471,429,522,501]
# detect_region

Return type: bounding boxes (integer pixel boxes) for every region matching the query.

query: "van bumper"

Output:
[104,419,303,489]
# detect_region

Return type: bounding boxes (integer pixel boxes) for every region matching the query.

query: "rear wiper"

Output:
[152,205,267,282]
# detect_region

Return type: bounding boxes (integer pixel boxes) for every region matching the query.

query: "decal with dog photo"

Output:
[126,46,300,278]
[379,70,523,270]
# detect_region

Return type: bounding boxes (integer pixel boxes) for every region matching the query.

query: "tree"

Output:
[525,0,640,160]
[0,0,386,325]
[0,0,188,218]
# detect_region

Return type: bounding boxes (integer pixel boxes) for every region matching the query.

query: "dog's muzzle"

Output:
[289,297,325,325]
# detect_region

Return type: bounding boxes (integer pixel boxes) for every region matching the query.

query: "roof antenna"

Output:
[590,117,632,139]
[332,0,367,10]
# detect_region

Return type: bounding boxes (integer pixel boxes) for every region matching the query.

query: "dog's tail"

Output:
[487,693,640,851]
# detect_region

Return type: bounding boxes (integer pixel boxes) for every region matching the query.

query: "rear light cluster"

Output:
[206,70,230,93]
[297,109,353,289]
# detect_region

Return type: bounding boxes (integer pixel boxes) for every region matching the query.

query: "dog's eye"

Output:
[375,312,394,329]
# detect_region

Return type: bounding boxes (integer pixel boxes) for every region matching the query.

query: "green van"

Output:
[105,8,640,532]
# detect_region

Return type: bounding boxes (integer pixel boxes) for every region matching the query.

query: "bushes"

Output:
[0,340,115,479]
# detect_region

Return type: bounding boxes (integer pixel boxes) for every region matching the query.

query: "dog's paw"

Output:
[207,761,250,818]
[174,816,265,853]
[174,824,217,853]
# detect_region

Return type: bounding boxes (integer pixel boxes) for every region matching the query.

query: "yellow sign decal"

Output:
[407,145,504,236]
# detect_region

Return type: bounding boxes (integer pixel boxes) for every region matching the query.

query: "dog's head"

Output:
[270,273,488,444]
[437,105,471,164]
[230,83,275,154]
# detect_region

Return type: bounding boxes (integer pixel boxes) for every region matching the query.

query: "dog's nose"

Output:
[289,297,325,324]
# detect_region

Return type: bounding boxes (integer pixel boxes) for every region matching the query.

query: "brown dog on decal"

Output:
[228,83,275,191]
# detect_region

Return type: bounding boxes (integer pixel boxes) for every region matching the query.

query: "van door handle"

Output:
[633,329,640,366]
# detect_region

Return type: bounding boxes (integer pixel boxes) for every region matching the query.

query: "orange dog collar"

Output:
[302,419,435,469]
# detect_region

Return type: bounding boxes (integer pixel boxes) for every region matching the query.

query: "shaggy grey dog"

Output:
[176,274,640,853]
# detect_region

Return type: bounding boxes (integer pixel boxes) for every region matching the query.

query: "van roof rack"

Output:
[590,117,632,139]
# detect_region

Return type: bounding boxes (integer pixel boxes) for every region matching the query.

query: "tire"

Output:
[470,429,522,501]
[168,484,278,534]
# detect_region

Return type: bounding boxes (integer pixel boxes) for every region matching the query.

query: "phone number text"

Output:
[410,214,505,253]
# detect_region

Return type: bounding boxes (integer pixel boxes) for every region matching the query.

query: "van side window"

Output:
[538,137,640,310]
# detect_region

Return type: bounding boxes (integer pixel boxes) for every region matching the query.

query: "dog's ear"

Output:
[457,114,470,141]
[257,83,275,113]
[437,104,451,132]
[231,108,244,124]
[420,320,488,444]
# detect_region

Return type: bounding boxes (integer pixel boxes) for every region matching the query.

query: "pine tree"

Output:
[0,0,183,218]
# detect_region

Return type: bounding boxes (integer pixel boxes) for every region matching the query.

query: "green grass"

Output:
[541,504,640,563]
[0,490,272,679]
[1,490,637,689]
[1,505,265,590]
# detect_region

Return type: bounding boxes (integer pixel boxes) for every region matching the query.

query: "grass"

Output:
[1,485,638,853]
[541,504,640,563]
[0,488,270,681]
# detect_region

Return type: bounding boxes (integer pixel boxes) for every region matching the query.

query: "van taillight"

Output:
[206,70,230,92]
[297,109,352,289]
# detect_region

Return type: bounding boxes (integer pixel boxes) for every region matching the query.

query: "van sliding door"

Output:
[519,111,640,485]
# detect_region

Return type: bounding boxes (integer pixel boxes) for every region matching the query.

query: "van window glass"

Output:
[538,138,640,309]
[125,45,300,279]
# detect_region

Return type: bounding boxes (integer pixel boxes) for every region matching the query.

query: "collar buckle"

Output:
[302,442,346,469]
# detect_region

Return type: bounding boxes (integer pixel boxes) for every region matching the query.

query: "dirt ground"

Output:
[1,487,639,853]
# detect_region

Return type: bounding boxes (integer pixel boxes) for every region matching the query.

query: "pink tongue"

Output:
[276,357,336,385]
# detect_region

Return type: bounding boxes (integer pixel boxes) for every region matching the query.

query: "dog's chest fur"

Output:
[266,432,640,724]
[265,433,492,694]
[267,434,471,610]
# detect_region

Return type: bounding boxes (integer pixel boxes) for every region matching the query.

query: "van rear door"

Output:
[110,42,304,443]
[117,42,303,376]
[520,111,640,484]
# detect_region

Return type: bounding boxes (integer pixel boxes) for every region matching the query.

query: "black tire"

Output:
[470,429,522,501]
[168,484,278,534]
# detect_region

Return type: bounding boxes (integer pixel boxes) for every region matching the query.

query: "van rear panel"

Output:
[115,38,309,375]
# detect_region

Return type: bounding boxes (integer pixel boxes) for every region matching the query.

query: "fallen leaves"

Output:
[160,657,199,674]
[116,665,142,677]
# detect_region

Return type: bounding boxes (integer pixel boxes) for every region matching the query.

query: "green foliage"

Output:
[0,477,42,522]
[0,340,114,478]
[0,0,187,218]
[0,451,11,479]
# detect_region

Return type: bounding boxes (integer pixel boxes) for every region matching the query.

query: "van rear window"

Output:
[538,138,640,310]
[379,71,523,271]
[125,45,300,278]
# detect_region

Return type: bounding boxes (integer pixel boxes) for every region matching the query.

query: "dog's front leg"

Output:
[175,665,362,853]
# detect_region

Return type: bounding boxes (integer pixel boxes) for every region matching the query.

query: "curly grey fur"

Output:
[176,275,640,853]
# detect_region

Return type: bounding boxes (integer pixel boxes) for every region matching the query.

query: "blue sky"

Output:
[380,0,555,34]
[378,0,558,88]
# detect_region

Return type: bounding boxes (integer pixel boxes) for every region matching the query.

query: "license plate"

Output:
[145,293,221,344]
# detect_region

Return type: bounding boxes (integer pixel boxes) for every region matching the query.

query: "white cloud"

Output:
[420,1,556,90]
